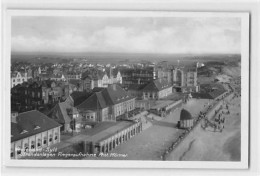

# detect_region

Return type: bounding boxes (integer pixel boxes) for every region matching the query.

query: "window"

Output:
[43,138,47,145]
[13,79,15,82]
[49,135,53,142]
[11,152,14,158]
[16,147,21,155]
[31,141,35,149]
[37,141,41,147]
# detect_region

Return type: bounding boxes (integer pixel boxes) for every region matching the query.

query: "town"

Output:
[10,54,241,161]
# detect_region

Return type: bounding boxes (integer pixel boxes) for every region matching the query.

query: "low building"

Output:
[83,121,142,154]
[11,110,62,159]
[178,109,194,129]
[191,83,227,100]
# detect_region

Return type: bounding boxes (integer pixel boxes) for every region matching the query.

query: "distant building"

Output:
[120,67,156,88]
[11,71,28,88]
[66,71,82,80]
[178,109,194,129]
[11,80,69,113]
[11,110,61,159]
[50,74,66,82]
[81,68,122,91]
[172,67,199,93]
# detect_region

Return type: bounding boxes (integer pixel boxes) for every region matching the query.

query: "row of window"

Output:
[11,135,58,157]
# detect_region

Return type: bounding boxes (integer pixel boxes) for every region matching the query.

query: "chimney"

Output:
[11,111,19,123]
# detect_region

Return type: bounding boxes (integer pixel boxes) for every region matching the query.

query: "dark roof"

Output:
[76,85,134,110]
[142,79,172,92]
[76,92,107,110]
[180,109,193,120]
[127,84,147,91]
[197,83,227,99]
[70,91,92,106]
[81,69,106,80]
[11,110,61,142]
[48,101,81,124]
[69,79,81,86]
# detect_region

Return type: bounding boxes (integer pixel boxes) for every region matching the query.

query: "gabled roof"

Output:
[142,79,172,92]
[128,84,147,91]
[11,110,61,142]
[48,102,76,124]
[70,91,92,106]
[76,92,107,110]
[76,85,134,111]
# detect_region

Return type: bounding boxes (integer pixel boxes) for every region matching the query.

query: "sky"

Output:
[11,16,241,54]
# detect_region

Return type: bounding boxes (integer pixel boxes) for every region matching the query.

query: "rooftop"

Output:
[87,121,134,143]
[11,110,61,142]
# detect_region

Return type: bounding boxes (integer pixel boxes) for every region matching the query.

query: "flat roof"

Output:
[88,121,134,143]
[150,100,175,109]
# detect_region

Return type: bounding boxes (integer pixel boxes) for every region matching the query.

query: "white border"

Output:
[2,10,249,169]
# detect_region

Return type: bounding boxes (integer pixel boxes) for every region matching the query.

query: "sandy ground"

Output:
[90,99,210,160]
[166,96,241,161]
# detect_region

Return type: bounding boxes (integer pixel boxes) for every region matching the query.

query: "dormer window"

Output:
[34,126,40,130]
[20,130,28,134]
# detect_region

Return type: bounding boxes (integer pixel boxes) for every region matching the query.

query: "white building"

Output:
[11,110,62,159]
[11,71,28,88]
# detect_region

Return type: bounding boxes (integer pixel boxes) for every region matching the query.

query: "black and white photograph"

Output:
[2,10,250,169]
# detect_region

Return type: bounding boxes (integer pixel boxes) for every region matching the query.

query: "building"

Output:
[128,79,173,100]
[191,83,227,100]
[66,71,82,80]
[48,101,83,132]
[76,84,136,122]
[120,67,156,88]
[11,80,69,113]
[178,109,194,129]
[172,67,199,93]
[11,71,28,88]
[50,74,66,82]
[11,110,61,159]
[81,68,122,91]
[83,121,142,154]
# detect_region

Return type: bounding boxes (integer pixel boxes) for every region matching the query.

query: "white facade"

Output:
[11,72,28,88]
[11,126,61,159]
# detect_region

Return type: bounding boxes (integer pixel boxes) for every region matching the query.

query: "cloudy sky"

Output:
[11,16,241,54]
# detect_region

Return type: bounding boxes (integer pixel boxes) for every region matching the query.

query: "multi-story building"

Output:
[120,67,156,88]
[66,71,82,80]
[11,80,69,112]
[11,110,61,159]
[11,71,28,88]
[172,67,198,93]
[76,84,135,122]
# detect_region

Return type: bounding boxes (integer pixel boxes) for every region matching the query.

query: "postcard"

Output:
[2,10,249,169]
